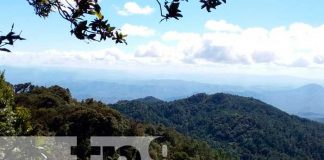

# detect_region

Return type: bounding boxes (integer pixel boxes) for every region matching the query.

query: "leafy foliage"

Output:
[25,0,226,42]
[11,83,234,159]
[157,0,226,22]
[200,0,226,12]
[26,0,127,44]
[113,93,324,159]
[0,72,31,136]
[1,0,227,52]
[0,72,16,135]
[157,0,185,22]
[0,24,25,52]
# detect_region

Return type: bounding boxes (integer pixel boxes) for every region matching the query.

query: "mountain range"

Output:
[54,80,324,122]
[2,66,324,121]
[240,84,324,120]
[9,81,324,159]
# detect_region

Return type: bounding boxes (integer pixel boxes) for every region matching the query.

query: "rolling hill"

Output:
[112,93,324,159]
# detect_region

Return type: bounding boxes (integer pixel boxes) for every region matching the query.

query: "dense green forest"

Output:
[0,74,233,160]
[3,71,324,159]
[113,93,324,159]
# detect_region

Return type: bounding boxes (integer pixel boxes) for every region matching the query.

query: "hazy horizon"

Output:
[2,65,324,89]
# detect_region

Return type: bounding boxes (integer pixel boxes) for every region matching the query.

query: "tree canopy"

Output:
[113,93,324,159]
[0,0,227,52]
[0,72,31,136]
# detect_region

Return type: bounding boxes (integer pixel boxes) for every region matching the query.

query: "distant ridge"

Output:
[298,83,324,89]
[134,96,164,103]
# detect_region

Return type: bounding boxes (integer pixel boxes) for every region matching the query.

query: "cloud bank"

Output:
[2,20,324,79]
[156,20,324,68]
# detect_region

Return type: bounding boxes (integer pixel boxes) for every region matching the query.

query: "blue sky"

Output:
[1,0,323,51]
[1,0,324,84]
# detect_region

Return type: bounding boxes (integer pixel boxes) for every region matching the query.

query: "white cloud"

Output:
[121,24,155,37]
[252,51,276,63]
[6,20,323,69]
[194,43,251,64]
[4,20,324,80]
[148,20,324,68]
[205,20,242,32]
[0,48,134,69]
[314,55,324,64]
[118,2,153,16]
[133,41,185,66]
[291,58,311,67]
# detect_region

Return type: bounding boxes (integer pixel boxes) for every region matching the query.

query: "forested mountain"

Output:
[112,93,324,159]
[4,75,324,159]
[7,82,233,160]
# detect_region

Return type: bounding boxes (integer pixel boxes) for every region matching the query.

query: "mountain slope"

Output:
[12,84,233,160]
[112,93,324,159]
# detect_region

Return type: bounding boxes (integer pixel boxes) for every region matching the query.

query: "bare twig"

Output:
[156,0,165,17]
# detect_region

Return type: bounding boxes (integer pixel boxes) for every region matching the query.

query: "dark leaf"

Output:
[0,48,11,52]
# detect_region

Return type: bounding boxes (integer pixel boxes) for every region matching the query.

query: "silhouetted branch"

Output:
[155,0,225,22]
[0,24,25,52]
[156,0,164,17]
[26,0,127,44]
[2,0,228,52]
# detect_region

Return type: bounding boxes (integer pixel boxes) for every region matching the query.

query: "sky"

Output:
[1,0,324,85]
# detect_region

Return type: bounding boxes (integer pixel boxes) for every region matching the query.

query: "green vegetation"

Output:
[0,72,16,135]
[0,75,233,159]
[4,71,324,159]
[113,93,324,159]
[0,72,31,136]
